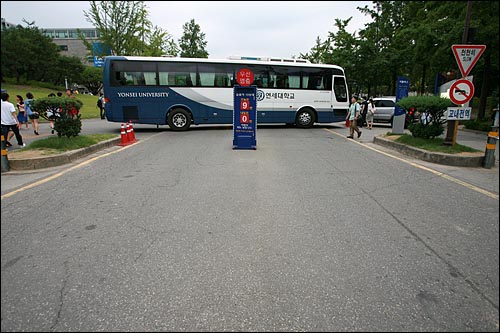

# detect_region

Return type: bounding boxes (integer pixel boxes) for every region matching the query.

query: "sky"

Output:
[1,1,373,59]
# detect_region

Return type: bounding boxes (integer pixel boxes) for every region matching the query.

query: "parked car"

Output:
[372,97,418,128]
[373,97,396,124]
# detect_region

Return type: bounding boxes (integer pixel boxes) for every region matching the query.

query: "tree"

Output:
[1,22,60,84]
[79,66,104,95]
[178,19,209,58]
[468,1,499,119]
[300,37,329,64]
[82,1,176,57]
[48,55,85,89]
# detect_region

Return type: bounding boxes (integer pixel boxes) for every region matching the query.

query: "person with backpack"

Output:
[97,92,105,119]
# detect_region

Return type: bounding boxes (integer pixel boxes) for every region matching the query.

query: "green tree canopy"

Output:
[301,1,498,119]
[82,1,177,56]
[178,19,209,58]
[1,22,60,84]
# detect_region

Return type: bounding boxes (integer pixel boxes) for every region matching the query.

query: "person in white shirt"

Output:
[1,92,25,147]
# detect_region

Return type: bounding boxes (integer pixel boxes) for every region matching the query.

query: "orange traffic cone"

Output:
[126,122,134,143]
[119,123,129,146]
[128,121,136,142]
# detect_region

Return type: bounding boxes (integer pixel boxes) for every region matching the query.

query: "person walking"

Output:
[25,92,40,135]
[47,93,60,134]
[366,97,376,129]
[66,88,75,99]
[1,92,26,148]
[97,92,105,119]
[16,95,29,129]
[346,95,362,139]
[359,96,368,128]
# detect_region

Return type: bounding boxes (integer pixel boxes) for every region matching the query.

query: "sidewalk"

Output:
[4,119,119,153]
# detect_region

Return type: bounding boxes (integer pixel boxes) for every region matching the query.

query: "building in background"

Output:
[1,17,16,30]
[41,28,102,67]
[1,18,106,67]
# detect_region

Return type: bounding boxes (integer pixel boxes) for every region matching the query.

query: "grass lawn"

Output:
[2,83,101,120]
[391,133,481,153]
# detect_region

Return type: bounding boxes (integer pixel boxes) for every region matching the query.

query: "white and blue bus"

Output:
[102,56,349,130]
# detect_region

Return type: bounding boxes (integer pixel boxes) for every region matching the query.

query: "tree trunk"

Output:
[420,63,427,96]
[478,50,491,120]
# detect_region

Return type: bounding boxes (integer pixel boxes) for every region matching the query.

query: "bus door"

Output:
[332,75,349,118]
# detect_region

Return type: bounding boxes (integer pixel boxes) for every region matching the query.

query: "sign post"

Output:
[233,68,257,149]
[444,44,486,146]
[449,79,474,105]
[451,44,486,78]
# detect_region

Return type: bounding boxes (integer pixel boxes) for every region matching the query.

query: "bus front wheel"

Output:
[295,109,315,128]
[167,108,191,131]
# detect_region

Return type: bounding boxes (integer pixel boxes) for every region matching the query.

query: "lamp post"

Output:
[65,76,68,90]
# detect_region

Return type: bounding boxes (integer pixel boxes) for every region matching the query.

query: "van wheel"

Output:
[167,108,191,131]
[296,109,315,128]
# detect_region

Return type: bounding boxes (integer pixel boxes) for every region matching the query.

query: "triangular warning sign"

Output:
[452,44,486,78]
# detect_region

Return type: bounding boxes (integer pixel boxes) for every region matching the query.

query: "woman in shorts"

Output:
[25,92,40,135]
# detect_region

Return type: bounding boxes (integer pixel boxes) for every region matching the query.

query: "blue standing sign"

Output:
[395,76,410,116]
[233,85,257,149]
[392,76,410,134]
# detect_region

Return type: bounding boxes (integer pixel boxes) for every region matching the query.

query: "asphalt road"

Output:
[1,121,499,331]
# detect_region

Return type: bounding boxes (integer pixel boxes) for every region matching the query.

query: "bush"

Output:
[463,119,492,132]
[30,96,83,137]
[398,96,453,139]
[53,111,82,137]
[407,122,445,139]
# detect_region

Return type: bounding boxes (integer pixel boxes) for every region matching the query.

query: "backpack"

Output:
[97,97,103,108]
[25,99,34,115]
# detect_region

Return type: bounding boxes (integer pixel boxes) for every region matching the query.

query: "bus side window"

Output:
[124,73,134,85]
[168,74,176,86]
[276,76,286,88]
[308,76,323,90]
[116,72,127,86]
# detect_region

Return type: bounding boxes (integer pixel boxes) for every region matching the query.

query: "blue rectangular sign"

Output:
[395,76,410,116]
[92,42,110,68]
[233,85,257,149]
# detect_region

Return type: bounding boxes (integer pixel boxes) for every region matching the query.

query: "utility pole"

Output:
[444,1,473,146]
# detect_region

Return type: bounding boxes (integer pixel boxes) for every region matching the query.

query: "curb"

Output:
[7,137,122,171]
[373,136,485,167]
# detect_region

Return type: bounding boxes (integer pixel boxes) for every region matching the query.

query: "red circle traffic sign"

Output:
[449,79,474,105]
[236,68,254,87]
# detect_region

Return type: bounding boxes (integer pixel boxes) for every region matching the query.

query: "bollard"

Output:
[1,134,9,172]
[483,130,498,169]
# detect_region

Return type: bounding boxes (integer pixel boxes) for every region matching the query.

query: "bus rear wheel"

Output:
[295,109,315,128]
[167,108,191,131]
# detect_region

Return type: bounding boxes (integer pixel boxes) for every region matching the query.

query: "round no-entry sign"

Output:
[449,79,474,105]
[236,68,254,87]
